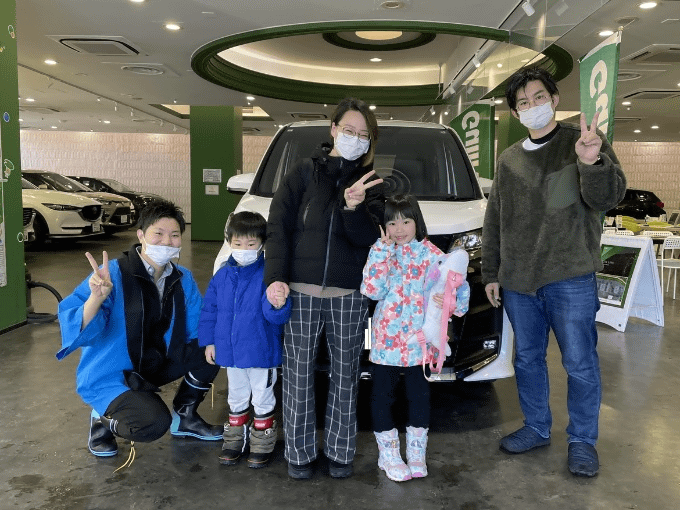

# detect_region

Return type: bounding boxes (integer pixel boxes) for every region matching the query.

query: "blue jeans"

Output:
[503,273,601,446]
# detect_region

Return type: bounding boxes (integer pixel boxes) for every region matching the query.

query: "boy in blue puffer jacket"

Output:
[199,211,291,469]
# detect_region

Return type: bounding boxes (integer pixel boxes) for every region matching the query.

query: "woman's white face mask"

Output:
[334,132,370,161]
[518,100,555,130]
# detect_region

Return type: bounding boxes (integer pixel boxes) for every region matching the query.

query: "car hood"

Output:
[22,189,103,207]
[236,194,487,235]
[77,191,130,203]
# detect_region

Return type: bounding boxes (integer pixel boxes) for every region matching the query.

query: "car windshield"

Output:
[22,178,38,190]
[100,178,134,193]
[252,124,480,200]
[23,172,92,192]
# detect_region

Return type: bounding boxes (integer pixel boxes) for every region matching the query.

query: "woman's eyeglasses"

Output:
[339,125,370,142]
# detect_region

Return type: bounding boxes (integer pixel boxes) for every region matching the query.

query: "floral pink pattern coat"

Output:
[361,238,443,367]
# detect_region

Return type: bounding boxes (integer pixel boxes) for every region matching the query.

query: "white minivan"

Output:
[217,120,513,383]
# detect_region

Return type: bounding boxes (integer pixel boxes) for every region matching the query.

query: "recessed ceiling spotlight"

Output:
[103,120,111,124]
[369,105,377,110]
[246,96,255,101]
[639,2,657,9]
[634,129,641,133]
[379,1,405,9]
[622,101,631,106]
[355,31,403,41]
[494,99,503,104]
[165,23,182,31]
[25,97,35,102]
[370,57,382,62]
[651,125,659,129]
[44,59,57,65]
[129,0,145,3]
[599,30,614,37]
[497,63,503,68]
[51,126,57,129]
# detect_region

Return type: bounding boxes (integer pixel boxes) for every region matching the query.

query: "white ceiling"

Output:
[14,0,680,142]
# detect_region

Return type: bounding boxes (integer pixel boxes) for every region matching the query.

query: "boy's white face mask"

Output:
[518,100,555,130]
[231,248,261,266]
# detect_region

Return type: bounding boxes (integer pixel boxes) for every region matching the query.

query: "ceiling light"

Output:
[634,129,641,133]
[25,97,35,102]
[651,125,659,129]
[96,97,101,102]
[103,120,111,124]
[430,107,436,115]
[639,2,657,9]
[494,99,503,104]
[44,59,57,65]
[370,57,382,62]
[51,126,57,129]
[246,96,255,101]
[471,54,481,68]
[369,105,377,110]
[129,0,145,3]
[165,23,182,31]
[355,31,403,41]
[521,1,536,16]
[497,63,503,68]
[599,30,614,37]
[379,1,405,10]
[622,101,631,106]
[19,118,23,122]
[555,0,569,16]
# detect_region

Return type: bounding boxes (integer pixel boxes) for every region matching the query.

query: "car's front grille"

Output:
[23,208,35,227]
[80,205,102,221]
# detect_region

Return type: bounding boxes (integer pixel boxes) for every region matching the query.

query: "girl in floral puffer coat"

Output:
[361,194,442,483]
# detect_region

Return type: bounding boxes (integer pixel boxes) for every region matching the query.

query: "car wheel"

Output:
[32,214,49,246]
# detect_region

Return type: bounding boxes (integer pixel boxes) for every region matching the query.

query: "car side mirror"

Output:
[226,173,255,194]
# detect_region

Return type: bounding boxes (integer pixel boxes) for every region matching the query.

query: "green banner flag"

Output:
[579,32,621,143]
[450,102,495,179]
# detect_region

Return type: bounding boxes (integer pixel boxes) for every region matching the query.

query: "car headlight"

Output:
[43,203,81,211]
[449,228,483,255]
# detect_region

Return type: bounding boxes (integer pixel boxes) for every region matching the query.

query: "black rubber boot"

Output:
[88,409,118,457]
[170,373,223,440]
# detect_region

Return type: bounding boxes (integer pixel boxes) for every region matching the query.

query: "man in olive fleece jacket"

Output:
[482,67,626,478]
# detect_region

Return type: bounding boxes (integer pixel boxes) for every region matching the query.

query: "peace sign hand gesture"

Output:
[575,111,603,165]
[86,251,113,302]
[344,170,384,210]
[379,225,394,246]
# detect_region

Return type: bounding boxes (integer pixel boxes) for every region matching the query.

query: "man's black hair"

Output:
[137,200,186,233]
[384,194,428,242]
[505,67,559,111]
[225,211,267,243]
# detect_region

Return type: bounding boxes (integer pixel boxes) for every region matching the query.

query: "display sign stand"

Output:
[596,235,664,332]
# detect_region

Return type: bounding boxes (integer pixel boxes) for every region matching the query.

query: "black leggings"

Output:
[104,346,219,443]
[370,364,430,432]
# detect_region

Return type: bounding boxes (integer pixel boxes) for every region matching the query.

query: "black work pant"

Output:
[370,364,430,432]
[104,341,219,443]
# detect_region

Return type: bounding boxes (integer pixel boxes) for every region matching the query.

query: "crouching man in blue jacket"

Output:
[58,201,223,457]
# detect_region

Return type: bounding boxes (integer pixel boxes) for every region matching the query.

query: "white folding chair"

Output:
[615,229,634,236]
[657,236,680,300]
[641,230,672,256]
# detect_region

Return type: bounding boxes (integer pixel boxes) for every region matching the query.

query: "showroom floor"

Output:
[3,227,679,510]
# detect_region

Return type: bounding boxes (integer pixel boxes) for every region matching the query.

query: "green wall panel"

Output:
[190,106,242,241]
[495,111,527,173]
[0,0,27,333]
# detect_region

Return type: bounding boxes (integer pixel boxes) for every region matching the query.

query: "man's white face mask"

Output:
[518,100,555,131]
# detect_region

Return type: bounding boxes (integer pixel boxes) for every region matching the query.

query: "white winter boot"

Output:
[406,426,429,478]
[374,429,412,482]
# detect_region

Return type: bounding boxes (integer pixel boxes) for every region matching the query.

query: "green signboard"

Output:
[450,102,495,179]
[579,32,621,143]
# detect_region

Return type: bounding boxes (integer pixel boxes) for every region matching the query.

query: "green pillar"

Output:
[495,111,526,166]
[0,0,27,333]
[190,106,243,241]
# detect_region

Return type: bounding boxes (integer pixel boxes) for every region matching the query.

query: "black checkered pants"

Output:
[282,290,368,465]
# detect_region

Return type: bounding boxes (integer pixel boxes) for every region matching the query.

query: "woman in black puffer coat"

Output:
[265,97,384,480]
